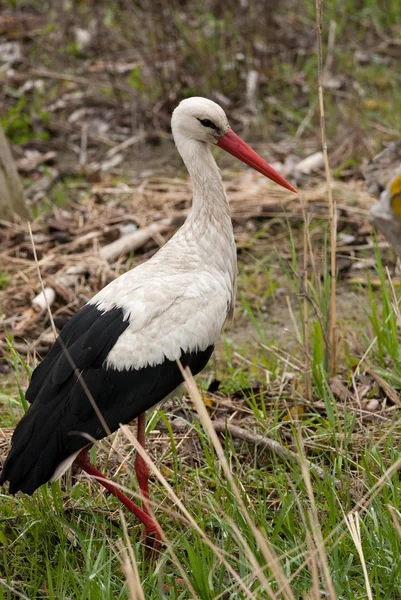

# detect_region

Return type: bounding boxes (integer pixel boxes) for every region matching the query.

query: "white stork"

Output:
[0,97,296,551]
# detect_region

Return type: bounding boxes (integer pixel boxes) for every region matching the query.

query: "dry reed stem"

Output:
[302,200,312,402]
[316,0,337,375]
[344,511,373,600]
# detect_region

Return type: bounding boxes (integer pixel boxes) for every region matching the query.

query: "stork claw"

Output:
[143,525,162,560]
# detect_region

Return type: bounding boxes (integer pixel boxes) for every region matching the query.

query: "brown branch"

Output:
[98,215,185,262]
[206,419,343,489]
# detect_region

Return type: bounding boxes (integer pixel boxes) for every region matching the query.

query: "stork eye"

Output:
[199,118,218,130]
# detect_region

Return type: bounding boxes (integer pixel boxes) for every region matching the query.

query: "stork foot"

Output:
[75,448,162,558]
[143,524,162,558]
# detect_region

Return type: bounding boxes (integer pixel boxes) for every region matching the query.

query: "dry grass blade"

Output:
[289,453,401,585]
[304,532,321,600]
[344,511,373,600]
[260,344,304,373]
[388,505,401,540]
[296,431,336,599]
[178,363,295,600]
[356,308,400,374]
[117,511,146,600]
[356,454,401,511]
[0,580,31,600]
[386,265,401,326]
[365,365,401,408]
[315,0,337,375]
[27,223,58,340]
[302,198,312,402]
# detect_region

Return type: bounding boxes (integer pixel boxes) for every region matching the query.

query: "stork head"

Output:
[171,97,297,193]
[172,97,229,145]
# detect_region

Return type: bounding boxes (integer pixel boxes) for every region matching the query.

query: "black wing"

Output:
[0,303,213,495]
[25,304,129,403]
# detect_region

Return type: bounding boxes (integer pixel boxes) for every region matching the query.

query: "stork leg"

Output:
[134,413,162,550]
[135,413,151,513]
[75,447,161,553]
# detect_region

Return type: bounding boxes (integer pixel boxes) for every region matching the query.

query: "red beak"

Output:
[217,129,297,194]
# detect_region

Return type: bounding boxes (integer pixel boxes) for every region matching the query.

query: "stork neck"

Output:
[171,136,236,293]
[177,138,230,226]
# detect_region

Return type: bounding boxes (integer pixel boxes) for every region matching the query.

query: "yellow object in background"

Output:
[390,174,401,218]
[369,171,401,258]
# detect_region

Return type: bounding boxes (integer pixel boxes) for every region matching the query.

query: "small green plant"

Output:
[0,271,10,290]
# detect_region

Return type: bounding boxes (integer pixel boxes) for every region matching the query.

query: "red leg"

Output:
[75,447,161,553]
[135,413,151,514]
[134,413,163,554]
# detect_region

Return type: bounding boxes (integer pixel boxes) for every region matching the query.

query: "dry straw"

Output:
[117,511,146,600]
[316,0,337,375]
[344,511,373,600]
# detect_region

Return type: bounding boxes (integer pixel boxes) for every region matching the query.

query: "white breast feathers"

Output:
[89,265,232,371]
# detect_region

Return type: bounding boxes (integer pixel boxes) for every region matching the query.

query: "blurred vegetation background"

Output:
[1,0,401,184]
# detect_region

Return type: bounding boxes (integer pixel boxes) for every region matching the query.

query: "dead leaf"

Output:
[330,378,349,402]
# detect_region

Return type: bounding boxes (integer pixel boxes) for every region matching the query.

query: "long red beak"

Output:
[217,129,297,194]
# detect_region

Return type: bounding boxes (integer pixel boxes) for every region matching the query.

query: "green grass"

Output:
[1,225,401,598]
[1,406,400,598]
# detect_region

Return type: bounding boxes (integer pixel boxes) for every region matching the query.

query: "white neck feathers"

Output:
[174,136,231,230]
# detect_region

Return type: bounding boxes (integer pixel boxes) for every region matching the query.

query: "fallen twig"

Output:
[99,215,185,262]
[29,266,87,316]
[365,365,401,408]
[212,420,342,489]
[32,286,56,313]
[173,416,343,489]
[105,133,146,158]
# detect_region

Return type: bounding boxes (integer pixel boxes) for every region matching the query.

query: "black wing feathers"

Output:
[26,304,129,401]
[0,301,214,495]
